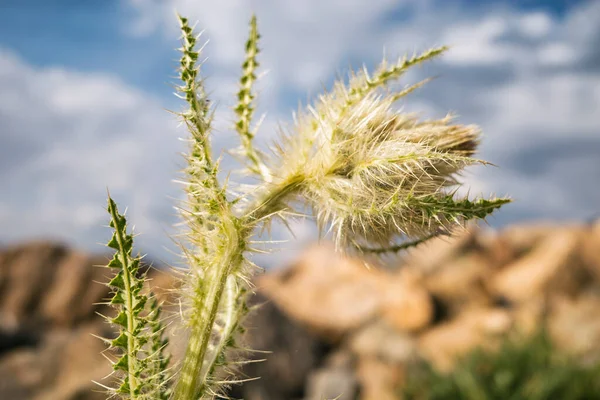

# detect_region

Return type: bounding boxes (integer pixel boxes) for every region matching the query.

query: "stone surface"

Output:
[417,308,512,371]
[350,321,417,364]
[422,253,493,316]
[226,292,330,400]
[490,228,589,302]
[257,244,386,338]
[3,221,600,399]
[305,366,358,400]
[581,220,600,280]
[0,241,329,400]
[548,291,600,363]
[355,356,403,400]
[380,272,434,333]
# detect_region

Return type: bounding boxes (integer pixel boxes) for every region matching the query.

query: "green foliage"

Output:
[401,330,600,400]
[99,12,510,400]
[99,196,171,399]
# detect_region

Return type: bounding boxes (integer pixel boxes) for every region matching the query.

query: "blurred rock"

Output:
[380,272,433,333]
[0,242,328,400]
[349,321,417,364]
[355,356,403,400]
[423,252,493,316]
[257,244,386,338]
[499,223,557,254]
[259,244,434,338]
[490,228,589,302]
[548,291,600,363]
[3,220,600,399]
[581,220,600,280]
[304,348,359,400]
[226,292,330,400]
[417,308,512,371]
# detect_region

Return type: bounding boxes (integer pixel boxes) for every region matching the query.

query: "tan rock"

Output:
[39,250,97,327]
[381,273,433,332]
[418,308,512,371]
[581,220,600,280]
[548,292,600,363]
[258,244,385,337]
[259,243,434,338]
[349,321,417,364]
[34,324,111,400]
[0,242,68,326]
[474,229,516,267]
[499,223,557,254]
[0,241,178,400]
[305,365,358,400]
[511,298,547,336]
[0,322,110,400]
[490,228,589,302]
[0,349,44,399]
[402,227,478,273]
[356,356,405,400]
[423,253,493,315]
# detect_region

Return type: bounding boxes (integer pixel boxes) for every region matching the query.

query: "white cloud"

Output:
[518,12,553,39]
[124,0,600,261]
[0,49,184,262]
[3,0,600,266]
[537,42,578,66]
[481,72,600,143]
[442,16,513,66]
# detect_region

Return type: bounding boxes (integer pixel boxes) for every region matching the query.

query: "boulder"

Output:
[259,244,434,338]
[226,292,330,400]
[257,244,387,338]
[3,218,600,399]
[422,253,493,316]
[499,223,557,254]
[304,348,363,399]
[355,356,403,400]
[548,291,600,364]
[581,220,600,280]
[417,308,512,371]
[349,321,417,364]
[380,270,433,333]
[490,228,590,302]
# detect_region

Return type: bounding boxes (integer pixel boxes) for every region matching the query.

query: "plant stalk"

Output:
[174,176,303,399]
[107,200,140,397]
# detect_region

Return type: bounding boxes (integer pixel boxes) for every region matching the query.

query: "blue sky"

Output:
[1,0,599,266]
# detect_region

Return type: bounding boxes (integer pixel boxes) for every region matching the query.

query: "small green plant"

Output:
[98,13,509,400]
[401,330,600,400]
[99,197,172,399]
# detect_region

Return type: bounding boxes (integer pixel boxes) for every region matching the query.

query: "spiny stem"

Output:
[235,15,269,180]
[101,196,171,399]
[177,15,224,201]
[107,197,141,397]
[353,231,445,255]
[174,260,231,399]
[175,176,304,399]
[345,46,448,109]
[174,216,244,399]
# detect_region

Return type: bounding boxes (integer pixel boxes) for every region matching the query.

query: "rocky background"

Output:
[0,220,599,399]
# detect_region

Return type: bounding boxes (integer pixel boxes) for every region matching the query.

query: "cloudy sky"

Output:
[1,0,599,266]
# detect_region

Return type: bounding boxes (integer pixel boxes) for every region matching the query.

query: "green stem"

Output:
[173,257,236,399]
[107,201,139,397]
[174,176,304,399]
[243,175,304,224]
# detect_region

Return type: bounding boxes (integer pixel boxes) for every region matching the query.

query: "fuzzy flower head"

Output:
[271,48,508,254]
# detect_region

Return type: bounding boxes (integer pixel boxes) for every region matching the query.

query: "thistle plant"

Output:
[99,197,172,399]
[98,13,509,400]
